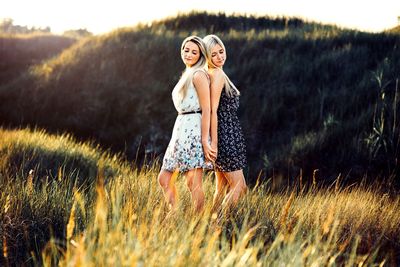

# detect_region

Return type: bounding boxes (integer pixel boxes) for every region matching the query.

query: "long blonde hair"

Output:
[174,36,208,100]
[203,34,240,97]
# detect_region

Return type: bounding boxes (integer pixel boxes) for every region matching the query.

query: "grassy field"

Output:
[1,128,399,266]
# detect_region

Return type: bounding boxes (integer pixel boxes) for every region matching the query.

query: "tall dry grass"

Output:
[0,127,128,265]
[1,128,399,266]
[43,166,400,266]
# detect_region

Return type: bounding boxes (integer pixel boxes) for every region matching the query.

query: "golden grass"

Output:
[41,166,399,266]
[1,128,399,266]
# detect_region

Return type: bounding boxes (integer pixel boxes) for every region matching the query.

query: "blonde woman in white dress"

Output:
[158,36,216,213]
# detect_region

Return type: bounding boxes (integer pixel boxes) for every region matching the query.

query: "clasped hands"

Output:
[203,142,217,162]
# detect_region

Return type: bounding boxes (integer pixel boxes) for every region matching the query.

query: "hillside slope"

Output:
[0,12,399,184]
[0,34,76,85]
[387,25,400,33]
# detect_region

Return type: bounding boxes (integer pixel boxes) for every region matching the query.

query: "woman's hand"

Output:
[211,142,218,160]
[202,142,217,162]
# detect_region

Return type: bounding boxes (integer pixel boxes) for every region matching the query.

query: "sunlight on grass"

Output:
[39,170,399,266]
[45,165,399,266]
[1,128,399,266]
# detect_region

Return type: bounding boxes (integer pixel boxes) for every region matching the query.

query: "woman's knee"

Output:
[240,180,248,194]
[158,171,170,188]
[186,169,203,192]
[187,178,203,193]
[232,178,245,191]
[228,172,247,192]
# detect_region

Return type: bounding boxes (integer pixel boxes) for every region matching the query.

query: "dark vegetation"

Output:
[0,34,76,85]
[0,18,51,35]
[0,11,399,187]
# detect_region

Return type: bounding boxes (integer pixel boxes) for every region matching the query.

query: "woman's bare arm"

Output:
[193,70,217,162]
[209,69,224,155]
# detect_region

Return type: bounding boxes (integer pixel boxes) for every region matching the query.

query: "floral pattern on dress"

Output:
[162,72,213,172]
[215,89,247,172]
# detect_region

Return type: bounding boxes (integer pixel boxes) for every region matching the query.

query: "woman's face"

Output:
[210,44,226,68]
[181,41,201,67]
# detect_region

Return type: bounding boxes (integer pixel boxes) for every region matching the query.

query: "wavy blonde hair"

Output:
[203,34,240,97]
[174,36,208,100]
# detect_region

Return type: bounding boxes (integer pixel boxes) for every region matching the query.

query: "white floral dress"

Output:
[161,74,213,172]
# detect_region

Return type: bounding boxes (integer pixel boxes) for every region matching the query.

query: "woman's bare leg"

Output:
[158,169,177,209]
[213,171,229,209]
[185,168,205,213]
[222,169,247,207]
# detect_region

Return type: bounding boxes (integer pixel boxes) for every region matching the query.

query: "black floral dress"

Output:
[215,88,247,172]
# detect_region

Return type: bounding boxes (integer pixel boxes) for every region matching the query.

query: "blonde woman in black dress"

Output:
[203,34,248,208]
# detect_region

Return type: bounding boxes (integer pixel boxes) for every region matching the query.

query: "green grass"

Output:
[1,128,399,266]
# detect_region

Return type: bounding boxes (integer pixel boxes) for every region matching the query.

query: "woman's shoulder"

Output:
[208,67,224,77]
[193,68,210,83]
[208,68,225,84]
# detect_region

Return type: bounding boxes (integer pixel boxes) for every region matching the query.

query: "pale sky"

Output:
[1,0,399,34]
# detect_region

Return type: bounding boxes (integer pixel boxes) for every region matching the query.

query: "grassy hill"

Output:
[0,127,129,265]
[0,128,399,265]
[0,12,399,185]
[387,25,400,34]
[0,33,76,85]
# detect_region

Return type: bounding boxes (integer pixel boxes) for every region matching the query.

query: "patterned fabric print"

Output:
[162,76,213,172]
[171,79,201,114]
[215,89,247,172]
